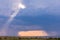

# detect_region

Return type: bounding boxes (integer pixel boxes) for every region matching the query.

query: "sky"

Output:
[0,0,60,36]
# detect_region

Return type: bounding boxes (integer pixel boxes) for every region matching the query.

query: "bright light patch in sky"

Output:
[18,30,48,36]
[18,3,26,9]
[10,3,26,18]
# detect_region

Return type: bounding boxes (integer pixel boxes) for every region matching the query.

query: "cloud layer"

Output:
[0,0,60,16]
[0,0,60,36]
[20,0,60,16]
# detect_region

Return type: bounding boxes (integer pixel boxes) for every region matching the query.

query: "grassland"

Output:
[0,36,59,40]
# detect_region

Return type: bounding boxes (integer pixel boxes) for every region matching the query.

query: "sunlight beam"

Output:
[1,1,26,36]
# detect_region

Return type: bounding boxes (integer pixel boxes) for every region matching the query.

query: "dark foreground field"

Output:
[0,36,60,40]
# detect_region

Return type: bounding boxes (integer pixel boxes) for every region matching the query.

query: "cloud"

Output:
[0,0,60,17]
[0,30,6,36]
[19,0,60,16]
[48,31,58,36]
[24,0,60,9]
[18,30,48,36]
[10,24,42,31]
[0,0,12,16]
[0,0,26,16]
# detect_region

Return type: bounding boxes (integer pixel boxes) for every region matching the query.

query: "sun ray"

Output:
[1,1,26,36]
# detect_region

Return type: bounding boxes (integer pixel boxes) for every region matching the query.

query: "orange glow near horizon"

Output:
[18,30,48,36]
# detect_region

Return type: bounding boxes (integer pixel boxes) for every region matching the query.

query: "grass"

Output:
[0,36,59,40]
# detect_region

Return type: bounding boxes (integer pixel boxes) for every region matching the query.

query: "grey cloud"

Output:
[0,0,23,16]
[21,0,60,16]
[0,0,60,16]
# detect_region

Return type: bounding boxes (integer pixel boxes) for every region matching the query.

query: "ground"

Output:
[0,36,59,40]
